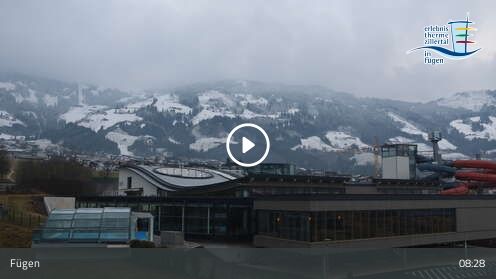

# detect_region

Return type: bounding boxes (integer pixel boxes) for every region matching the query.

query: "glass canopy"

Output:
[40,208,131,243]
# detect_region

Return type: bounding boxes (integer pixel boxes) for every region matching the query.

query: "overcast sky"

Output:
[0,0,494,101]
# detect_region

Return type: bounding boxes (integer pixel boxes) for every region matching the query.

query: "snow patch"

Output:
[387,112,427,140]
[415,143,433,152]
[105,129,139,156]
[118,99,151,112]
[192,91,236,125]
[60,105,106,123]
[189,137,225,152]
[0,133,17,140]
[154,94,192,114]
[438,139,457,150]
[351,152,377,166]
[168,137,181,144]
[43,95,58,107]
[450,117,496,141]
[192,108,235,125]
[388,136,456,151]
[61,105,142,132]
[0,82,16,91]
[437,91,495,112]
[200,90,235,107]
[192,90,279,125]
[28,139,59,150]
[291,136,340,152]
[0,110,25,127]
[239,109,279,120]
[325,131,369,150]
[470,116,481,122]
[388,136,415,144]
[12,90,38,104]
[236,94,268,106]
[79,109,142,132]
[442,152,469,160]
[287,108,300,114]
[239,109,260,119]
[388,136,455,152]
[387,112,457,150]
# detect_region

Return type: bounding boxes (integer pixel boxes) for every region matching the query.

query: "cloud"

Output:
[0,0,494,101]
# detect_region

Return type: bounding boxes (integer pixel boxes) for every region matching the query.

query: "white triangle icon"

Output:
[242,137,255,154]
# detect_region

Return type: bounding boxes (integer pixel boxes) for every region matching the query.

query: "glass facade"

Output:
[257,208,456,242]
[246,163,296,176]
[158,203,251,238]
[246,186,344,197]
[381,144,417,158]
[160,204,184,232]
[76,198,253,240]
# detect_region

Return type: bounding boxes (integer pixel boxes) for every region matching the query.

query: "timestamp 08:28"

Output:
[458,259,485,268]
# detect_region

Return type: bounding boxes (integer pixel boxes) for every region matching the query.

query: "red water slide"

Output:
[453,160,496,171]
[440,184,469,195]
[440,160,496,195]
[453,160,496,183]
[455,172,496,182]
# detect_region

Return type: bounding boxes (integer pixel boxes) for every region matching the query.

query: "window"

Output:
[160,205,183,232]
[257,208,456,242]
[127,176,132,189]
[185,205,209,235]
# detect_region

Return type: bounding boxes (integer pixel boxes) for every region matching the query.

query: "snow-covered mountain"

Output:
[1,73,495,173]
[435,90,496,112]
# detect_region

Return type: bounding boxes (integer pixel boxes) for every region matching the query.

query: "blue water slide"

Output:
[416,155,433,163]
[417,163,456,175]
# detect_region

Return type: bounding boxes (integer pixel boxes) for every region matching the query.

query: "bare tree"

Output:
[0,149,10,179]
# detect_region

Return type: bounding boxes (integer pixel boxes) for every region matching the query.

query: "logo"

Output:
[408,14,481,65]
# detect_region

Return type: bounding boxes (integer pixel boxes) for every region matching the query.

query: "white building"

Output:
[381,144,417,180]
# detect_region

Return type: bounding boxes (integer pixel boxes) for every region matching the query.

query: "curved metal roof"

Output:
[124,164,240,191]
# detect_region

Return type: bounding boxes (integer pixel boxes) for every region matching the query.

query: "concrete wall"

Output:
[457,207,496,232]
[43,197,75,213]
[345,186,378,195]
[382,157,396,179]
[118,168,160,196]
[382,157,410,179]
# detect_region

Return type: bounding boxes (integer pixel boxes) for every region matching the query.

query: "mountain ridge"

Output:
[1,73,495,173]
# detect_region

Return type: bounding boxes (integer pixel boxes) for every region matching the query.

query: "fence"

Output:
[0,204,46,228]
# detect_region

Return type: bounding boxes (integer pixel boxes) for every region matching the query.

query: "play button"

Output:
[242,137,255,154]
[226,123,270,167]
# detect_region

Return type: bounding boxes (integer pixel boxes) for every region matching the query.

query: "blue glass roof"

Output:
[40,208,131,243]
